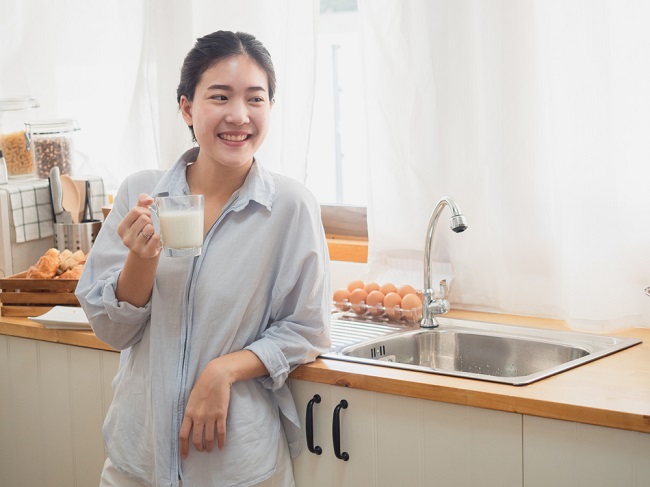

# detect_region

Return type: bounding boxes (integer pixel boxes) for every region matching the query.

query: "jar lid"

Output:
[0,96,40,111]
[25,119,80,135]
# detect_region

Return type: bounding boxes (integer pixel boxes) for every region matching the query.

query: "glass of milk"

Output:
[153,194,204,257]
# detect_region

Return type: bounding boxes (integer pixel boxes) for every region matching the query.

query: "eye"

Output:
[210,94,228,101]
[249,96,265,103]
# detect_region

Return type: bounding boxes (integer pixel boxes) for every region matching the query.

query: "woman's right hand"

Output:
[117,193,162,259]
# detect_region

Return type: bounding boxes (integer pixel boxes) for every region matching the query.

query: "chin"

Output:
[219,157,254,169]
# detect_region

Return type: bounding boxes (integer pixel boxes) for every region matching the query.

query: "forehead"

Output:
[197,55,268,90]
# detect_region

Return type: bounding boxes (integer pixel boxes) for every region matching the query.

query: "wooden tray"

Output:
[0,271,80,317]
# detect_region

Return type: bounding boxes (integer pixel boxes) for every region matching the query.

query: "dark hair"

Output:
[176,31,276,142]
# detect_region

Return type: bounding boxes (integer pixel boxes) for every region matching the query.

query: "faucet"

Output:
[421,196,468,328]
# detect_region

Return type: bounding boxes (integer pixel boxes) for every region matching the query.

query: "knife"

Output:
[50,166,73,224]
[82,179,95,222]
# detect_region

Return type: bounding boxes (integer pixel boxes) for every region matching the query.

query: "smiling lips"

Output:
[219,133,250,142]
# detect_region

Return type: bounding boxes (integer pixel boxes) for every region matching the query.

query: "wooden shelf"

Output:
[326,235,368,263]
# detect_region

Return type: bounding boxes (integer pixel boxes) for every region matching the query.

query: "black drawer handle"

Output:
[332,399,349,461]
[306,394,322,455]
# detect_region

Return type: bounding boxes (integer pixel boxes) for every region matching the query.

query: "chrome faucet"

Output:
[421,196,468,328]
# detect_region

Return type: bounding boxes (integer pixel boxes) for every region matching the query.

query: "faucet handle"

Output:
[438,279,448,299]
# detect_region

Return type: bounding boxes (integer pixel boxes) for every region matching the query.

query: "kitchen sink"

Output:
[322,314,641,385]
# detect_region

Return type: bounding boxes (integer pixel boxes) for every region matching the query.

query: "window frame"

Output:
[321,204,368,262]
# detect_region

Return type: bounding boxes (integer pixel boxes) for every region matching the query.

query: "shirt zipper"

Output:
[172,196,240,484]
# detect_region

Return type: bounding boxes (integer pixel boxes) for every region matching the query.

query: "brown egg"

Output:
[349,288,368,315]
[383,292,403,320]
[364,281,380,293]
[347,279,365,292]
[380,282,397,295]
[366,290,385,316]
[397,284,417,298]
[402,293,423,322]
[332,288,351,311]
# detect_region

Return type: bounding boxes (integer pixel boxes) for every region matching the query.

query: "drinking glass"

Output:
[152,194,204,257]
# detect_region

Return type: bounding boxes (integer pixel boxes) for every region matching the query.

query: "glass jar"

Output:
[25,119,80,178]
[0,97,40,178]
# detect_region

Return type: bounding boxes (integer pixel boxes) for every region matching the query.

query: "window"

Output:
[306,0,368,207]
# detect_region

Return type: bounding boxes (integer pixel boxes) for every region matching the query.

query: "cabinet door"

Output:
[291,380,377,487]
[524,415,650,487]
[0,336,119,487]
[291,380,334,487]
[329,385,377,487]
[376,392,522,487]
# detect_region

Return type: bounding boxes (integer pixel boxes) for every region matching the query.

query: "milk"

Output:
[158,210,203,249]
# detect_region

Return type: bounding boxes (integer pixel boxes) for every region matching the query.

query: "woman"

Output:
[77,31,331,486]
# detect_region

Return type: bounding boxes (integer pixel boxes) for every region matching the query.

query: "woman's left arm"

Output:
[244,195,332,390]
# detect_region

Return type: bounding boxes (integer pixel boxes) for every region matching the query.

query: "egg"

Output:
[349,288,368,315]
[383,292,403,320]
[347,279,365,292]
[364,281,380,293]
[366,290,385,316]
[401,293,423,322]
[380,282,397,295]
[332,288,351,311]
[397,284,417,298]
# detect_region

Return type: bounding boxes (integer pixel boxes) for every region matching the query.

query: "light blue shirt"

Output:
[76,148,331,487]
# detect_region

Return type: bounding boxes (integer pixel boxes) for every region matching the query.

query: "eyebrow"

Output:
[206,84,267,93]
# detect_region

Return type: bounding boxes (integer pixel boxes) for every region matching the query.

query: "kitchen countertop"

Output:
[1,309,649,434]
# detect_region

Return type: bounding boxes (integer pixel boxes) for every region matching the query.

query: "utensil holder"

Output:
[54,221,102,254]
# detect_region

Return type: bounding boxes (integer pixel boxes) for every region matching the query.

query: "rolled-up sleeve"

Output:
[245,198,331,391]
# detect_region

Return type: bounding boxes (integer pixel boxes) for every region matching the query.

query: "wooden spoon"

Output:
[73,179,87,224]
[60,174,81,224]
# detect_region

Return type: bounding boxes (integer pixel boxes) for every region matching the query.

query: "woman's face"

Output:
[180,55,272,170]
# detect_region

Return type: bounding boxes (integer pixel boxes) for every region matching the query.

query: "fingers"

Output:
[216,416,227,451]
[117,194,161,257]
[192,420,205,452]
[179,419,221,459]
[204,423,215,453]
[136,193,154,208]
[179,417,192,460]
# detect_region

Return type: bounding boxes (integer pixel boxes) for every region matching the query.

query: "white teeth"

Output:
[220,134,248,141]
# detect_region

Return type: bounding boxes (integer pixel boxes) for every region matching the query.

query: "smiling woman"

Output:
[75,30,331,487]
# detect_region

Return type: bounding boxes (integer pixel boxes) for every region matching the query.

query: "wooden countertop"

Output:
[0,314,115,351]
[2,309,649,434]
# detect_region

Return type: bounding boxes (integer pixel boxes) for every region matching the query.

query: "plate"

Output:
[29,306,91,330]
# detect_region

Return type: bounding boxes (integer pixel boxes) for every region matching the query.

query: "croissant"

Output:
[26,248,60,279]
[58,264,83,279]
[58,249,86,274]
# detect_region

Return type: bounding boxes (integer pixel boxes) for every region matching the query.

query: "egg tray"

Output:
[332,300,423,325]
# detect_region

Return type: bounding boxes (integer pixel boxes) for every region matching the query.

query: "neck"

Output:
[187,155,253,199]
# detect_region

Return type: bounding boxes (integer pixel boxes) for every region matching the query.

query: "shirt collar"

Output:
[150,147,275,212]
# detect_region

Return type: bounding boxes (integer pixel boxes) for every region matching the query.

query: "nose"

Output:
[225,99,250,125]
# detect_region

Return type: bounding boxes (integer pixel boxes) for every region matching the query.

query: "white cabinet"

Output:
[523,416,650,487]
[0,335,119,487]
[290,379,523,487]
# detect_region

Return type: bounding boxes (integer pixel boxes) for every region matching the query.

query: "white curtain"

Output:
[5,0,650,331]
[359,0,650,331]
[0,0,318,190]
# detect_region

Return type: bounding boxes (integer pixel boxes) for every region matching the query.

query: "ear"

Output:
[179,96,193,126]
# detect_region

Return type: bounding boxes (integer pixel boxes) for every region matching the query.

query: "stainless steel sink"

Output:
[323,314,641,385]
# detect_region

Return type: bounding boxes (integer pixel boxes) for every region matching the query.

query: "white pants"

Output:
[99,431,295,487]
